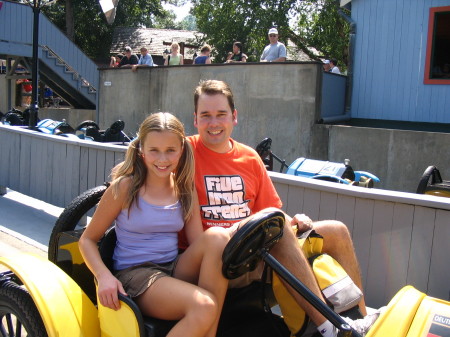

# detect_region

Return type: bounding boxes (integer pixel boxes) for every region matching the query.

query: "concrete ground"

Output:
[0,188,64,270]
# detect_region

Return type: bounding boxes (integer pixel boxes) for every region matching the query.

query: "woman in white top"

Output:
[164,42,184,66]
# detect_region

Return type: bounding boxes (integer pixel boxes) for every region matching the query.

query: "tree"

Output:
[294,0,350,69]
[191,0,350,67]
[192,0,296,62]
[42,0,168,60]
[180,15,197,31]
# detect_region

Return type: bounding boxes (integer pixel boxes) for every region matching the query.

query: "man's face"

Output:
[141,49,147,56]
[323,63,330,71]
[194,93,238,153]
[268,33,278,44]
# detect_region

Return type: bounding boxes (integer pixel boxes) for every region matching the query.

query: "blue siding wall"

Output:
[351,0,450,123]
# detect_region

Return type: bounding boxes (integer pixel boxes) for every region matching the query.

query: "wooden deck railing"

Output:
[0,124,449,308]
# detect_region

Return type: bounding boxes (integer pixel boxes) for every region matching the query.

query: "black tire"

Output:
[416,166,442,194]
[0,282,47,337]
[48,184,108,263]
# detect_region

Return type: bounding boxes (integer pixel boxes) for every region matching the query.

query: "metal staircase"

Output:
[0,1,98,110]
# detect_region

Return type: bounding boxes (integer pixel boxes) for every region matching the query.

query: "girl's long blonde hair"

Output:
[110,112,195,221]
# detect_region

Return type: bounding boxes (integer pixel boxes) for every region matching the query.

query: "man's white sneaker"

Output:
[341,307,385,336]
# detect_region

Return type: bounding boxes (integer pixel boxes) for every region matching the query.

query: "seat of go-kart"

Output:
[98,226,291,337]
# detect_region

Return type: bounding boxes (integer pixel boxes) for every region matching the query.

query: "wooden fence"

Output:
[1,125,449,308]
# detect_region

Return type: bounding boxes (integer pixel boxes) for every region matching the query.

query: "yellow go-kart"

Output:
[1,190,450,337]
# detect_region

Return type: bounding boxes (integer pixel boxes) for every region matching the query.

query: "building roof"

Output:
[110,27,202,59]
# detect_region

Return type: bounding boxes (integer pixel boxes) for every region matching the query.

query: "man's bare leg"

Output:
[314,220,368,316]
[269,221,330,326]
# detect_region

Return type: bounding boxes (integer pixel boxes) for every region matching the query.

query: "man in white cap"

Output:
[260,27,287,62]
[323,60,331,72]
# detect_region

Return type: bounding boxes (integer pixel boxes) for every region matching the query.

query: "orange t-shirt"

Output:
[179,135,282,249]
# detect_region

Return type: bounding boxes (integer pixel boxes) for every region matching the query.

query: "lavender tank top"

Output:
[113,197,184,270]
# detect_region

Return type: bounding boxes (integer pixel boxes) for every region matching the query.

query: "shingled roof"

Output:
[110,27,203,59]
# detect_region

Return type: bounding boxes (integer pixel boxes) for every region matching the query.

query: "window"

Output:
[424,6,450,84]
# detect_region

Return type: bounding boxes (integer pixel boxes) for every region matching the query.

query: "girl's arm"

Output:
[184,189,204,245]
[79,179,130,310]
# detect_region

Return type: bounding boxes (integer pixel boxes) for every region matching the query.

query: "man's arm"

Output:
[141,55,154,66]
[272,44,287,62]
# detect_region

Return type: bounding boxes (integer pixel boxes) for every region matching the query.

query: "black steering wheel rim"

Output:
[222,210,285,279]
[255,137,272,157]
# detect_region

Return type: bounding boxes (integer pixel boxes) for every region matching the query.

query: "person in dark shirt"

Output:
[119,46,139,68]
[193,45,212,65]
[225,41,247,63]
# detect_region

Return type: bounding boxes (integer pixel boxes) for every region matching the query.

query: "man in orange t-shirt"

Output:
[182,80,380,337]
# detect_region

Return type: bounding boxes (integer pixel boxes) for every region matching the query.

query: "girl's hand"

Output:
[96,271,127,310]
[291,213,314,233]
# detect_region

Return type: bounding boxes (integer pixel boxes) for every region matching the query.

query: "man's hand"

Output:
[291,213,314,233]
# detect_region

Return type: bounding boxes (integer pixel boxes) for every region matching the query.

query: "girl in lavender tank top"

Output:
[79,112,229,337]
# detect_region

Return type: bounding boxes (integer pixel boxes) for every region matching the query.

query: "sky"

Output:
[162,2,193,22]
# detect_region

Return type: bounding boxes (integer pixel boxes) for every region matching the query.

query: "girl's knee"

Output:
[190,292,218,324]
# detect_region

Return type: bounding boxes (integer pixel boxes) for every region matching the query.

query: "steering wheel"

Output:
[416,166,442,194]
[255,137,272,157]
[109,120,125,134]
[222,210,285,279]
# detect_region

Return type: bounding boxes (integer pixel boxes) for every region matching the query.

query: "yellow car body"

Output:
[0,252,141,337]
[2,251,450,337]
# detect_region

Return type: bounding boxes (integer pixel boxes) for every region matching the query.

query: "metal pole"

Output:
[29,0,40,129]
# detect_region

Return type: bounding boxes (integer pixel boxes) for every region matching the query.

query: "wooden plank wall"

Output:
[1,125,449,308]
[0,126,126,207]
[351,0,450,123]
[271,172,450,308]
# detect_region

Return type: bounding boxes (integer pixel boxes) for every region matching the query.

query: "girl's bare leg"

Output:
[135,276,218,337]
[174,227,230,337]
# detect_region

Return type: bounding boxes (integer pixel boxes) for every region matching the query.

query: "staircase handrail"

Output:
[42,45,97,93]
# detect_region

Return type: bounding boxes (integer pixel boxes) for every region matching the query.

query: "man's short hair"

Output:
[330,59,338,66]
[140,47,148,52]
[194,80,235,113]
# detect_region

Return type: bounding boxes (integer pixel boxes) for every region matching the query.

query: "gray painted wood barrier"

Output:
[0,125,126,207]
[1,125,449,308]
[271,172,450,307]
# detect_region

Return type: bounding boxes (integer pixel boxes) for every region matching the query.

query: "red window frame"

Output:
[424,6,450,85]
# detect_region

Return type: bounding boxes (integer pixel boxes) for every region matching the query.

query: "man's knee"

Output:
[315,220,351,241]
[204,227,231,248]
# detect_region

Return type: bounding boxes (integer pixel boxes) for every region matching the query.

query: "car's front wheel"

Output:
[0,281,47,337]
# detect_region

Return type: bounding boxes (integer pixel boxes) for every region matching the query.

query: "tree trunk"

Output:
[65,0,74,41]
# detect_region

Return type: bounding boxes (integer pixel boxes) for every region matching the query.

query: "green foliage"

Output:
[180,15,197,31]
[295,0,350,69]
[192,0,296,62]
[191,0,350,67]
[42,0,167,60]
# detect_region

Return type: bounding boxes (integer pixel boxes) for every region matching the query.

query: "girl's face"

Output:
[233,45,239,54]
[171,45,179,53]
[141,130,183,179]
